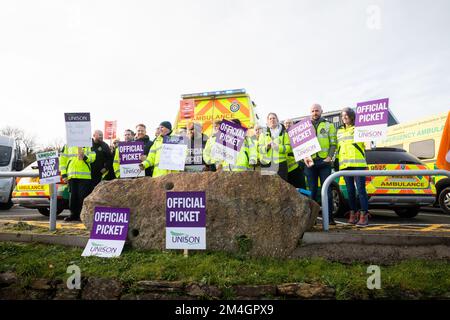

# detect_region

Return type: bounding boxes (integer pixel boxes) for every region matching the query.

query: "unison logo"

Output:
[90,242,118,254]
[170,231,201,245]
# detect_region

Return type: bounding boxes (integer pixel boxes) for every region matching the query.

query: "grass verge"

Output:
[1,242,449,299]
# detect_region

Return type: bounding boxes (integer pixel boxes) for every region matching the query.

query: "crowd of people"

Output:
[58,104,370,227]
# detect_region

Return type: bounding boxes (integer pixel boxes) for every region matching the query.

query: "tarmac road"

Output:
[1,205,449,226]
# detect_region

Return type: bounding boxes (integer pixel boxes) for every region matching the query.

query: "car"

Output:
[332,147,436,218]
[11,161,69,216]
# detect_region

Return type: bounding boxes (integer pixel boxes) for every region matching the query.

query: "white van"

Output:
[0,135,24,210]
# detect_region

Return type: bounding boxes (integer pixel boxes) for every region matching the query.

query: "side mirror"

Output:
[14,160,24,171]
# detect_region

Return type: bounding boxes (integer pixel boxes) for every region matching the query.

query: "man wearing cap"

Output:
[139,121,175,177]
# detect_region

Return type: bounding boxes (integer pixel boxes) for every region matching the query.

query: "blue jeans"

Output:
[304,158,333,216]
[343,169,369,212]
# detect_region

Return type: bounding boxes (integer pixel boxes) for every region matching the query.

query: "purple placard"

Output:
[118,141,144,165]
[166,192,206,228]
[90,207,130,240]
[287,119,317,148]
[215,120,247,152]
[355,98,389,127]
[38,157,59,180]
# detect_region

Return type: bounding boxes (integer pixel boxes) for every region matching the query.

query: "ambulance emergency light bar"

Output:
[181,89,246,99]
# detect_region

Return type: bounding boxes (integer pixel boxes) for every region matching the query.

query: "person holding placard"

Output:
[113,129,135,178]
[220,119,257,172]
[304,104,337,225]
[185,122,209,172]
[258,113,291,181]
[60,145,96,221]
[336,107,369,227]
[140,121,177,177]
[283,119,306,188]
[203,120,222,172]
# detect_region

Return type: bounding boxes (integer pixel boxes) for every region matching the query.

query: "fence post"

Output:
[49,183,57,231]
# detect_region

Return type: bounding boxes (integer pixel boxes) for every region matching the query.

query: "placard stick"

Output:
[183,249,189,258]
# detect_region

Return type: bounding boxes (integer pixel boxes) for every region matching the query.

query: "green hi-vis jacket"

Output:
[311,118,337,159]
[60,145,96,180]
[258,126,292,165]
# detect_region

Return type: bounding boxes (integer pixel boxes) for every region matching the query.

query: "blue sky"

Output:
[0,0,449,147]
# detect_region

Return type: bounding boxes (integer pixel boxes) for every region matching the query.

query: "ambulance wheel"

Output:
[438,187,450,214]
[37,207,64,216]
[394,207,420,218]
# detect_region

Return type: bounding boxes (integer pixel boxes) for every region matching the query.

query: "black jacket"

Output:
[136,135,154,176]
[91,139,113,180]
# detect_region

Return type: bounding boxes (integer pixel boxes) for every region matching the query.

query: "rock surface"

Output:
[81,171,319,258]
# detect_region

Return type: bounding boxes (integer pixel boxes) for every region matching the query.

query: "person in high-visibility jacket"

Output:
[336,107,369,226]
[219,119,258,172]
[113,129,135,178]
[304,104,337,225]
[258,113,291,181]
[203,120,222,171]
[60,145,96,221]
[283,119,306,188]
[139,121,176,177]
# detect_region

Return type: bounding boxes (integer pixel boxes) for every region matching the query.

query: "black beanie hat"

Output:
[159,121,172,131]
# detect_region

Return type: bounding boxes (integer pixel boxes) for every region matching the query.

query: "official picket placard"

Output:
[65,112,92,147]
[166,192,206,250]
[159,136,188,171]
[82,207,130,258]
[36,151,60,185]
[118,141,145,178]
[354,98,389,142]
[211,120,247,165]
[287,119,321,161]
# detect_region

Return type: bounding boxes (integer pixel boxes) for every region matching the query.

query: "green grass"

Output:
[1,242,449,299]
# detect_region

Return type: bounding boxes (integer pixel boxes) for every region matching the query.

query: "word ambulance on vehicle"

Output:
[174,89,259,136]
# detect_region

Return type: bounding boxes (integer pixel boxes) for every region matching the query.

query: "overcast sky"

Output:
[1,0,449,148]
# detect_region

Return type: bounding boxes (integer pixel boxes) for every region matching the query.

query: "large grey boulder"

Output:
[81,171,319,258]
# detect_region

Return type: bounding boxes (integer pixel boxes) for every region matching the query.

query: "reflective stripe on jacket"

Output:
[59,145,96,180]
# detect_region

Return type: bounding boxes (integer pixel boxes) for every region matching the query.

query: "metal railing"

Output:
[0,172,58,231]
[321,170,450,231]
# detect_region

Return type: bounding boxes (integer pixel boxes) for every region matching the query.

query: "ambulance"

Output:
[377,112,449,213]
[174,89,260,137]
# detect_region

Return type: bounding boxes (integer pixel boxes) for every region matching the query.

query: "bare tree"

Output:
[1,126,37,166]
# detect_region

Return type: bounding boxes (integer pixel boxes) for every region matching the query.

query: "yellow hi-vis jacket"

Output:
[221,136,257,171]
[287,152,299,173]
[311,118,337,159]
[336,125,367,170]
[60,146,96,180]
[203,135,221,166]
[113,148,120,178]
[141,133,176,177]
[258,126,292,165]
